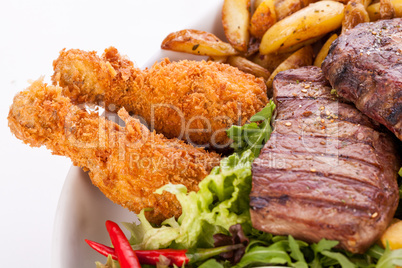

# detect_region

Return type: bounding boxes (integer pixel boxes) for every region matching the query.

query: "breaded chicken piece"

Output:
[8,80,220,224]
[52,47,268,151]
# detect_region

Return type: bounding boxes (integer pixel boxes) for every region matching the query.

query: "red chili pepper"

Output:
[87,220,245,266]
[85,239,117,259]
[86,237,244,266]
[85,239,189,266]
[105,220,141,268]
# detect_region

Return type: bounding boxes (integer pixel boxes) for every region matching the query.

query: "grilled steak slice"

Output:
[250,66,400,254]
[322,18,402,141]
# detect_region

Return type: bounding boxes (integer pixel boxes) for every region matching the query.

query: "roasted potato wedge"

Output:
[363,0,374,8]
[260,1,345,54]
[227,56,271,80]
[161,29,238,56]
[266,45,313,88]
[381,219,402,250]
[250,0,277,38]
[332,0,350,4]
[250,51,292,73]
[277,34,324,53]
[342,0,370,33]
[222,0,251,52]
[380,0,396,18]
[367,0,402,20]
[314,34,338,67]
[208,56,229,64]
[274,0,319,20]
[254,0,265,9]
[332,0,372,6]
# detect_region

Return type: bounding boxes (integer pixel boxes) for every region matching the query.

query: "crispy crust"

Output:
[52,47,268,150]
[8,80,221,224]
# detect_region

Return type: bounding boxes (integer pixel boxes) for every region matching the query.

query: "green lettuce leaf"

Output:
[233,240,292,267]
[123,150,254,250]
[288,235,308,268]
[376,244,402,268]
[227,100,276,157]
[122,210,181,250]
[321,251,356,268]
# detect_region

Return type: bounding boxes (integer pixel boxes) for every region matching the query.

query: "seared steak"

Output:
[250,66,400,254]
[322,18,402,141]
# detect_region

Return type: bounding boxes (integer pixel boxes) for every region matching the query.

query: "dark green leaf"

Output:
[226,101,276,157]
[233,244,292,268]
[272,235,288,243]
[366,244,385,260]
[311,239,339,254]
[310,257,322,268]
[321,251,356,268]
[289,235,307,263]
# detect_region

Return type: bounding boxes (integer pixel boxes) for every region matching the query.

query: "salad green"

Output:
[122,150,254,251]
[97,102,402,267]
[227,100,276,157]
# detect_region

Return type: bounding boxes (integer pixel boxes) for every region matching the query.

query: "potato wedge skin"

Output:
[381,219,402,250]
[314,34,338,67]
[250,0,277,38]
[222,0,251,52]
[274,0,319,20]
[161,29,239,56]
[208,56,229,64]
[260,1,345,54]
[227,56,271,80]
[266,45,313,88]
[342,0,370,33]
[254,0,265,10]
[367,0,402,20]
[250,51,292,73]
[380,0,396,18]
[331,0,372,6]
[277,34,324,53]
[367,2,382,20]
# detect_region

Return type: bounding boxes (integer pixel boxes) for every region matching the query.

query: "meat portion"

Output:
[8,80,221,224]
[322,18,402,141]
[52,47,268,151]
[250,66,400,254]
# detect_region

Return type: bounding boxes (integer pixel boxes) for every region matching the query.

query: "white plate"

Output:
[51,2,227,268]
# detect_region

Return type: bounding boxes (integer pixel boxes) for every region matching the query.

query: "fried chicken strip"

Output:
[52,47,268,151]
[8,80,221,224]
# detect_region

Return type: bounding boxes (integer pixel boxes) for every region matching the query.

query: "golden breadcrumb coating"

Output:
[52,47,268,150]
[8,80,220,224]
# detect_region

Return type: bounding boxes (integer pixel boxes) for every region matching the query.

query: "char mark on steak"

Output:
[322,18,402,141]
[250,66,400,254]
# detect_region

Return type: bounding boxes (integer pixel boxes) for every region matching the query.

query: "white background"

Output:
[0,0,219,266]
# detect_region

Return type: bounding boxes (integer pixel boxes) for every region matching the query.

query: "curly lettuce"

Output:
[122,150,254,251]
